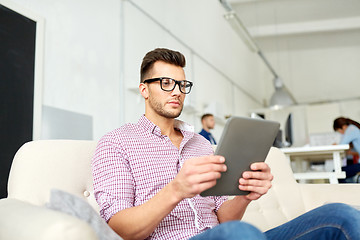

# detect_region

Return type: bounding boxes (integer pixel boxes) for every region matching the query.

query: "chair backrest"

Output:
[8,141,307,231]
[7,140,100,212]
[241,147,306,231]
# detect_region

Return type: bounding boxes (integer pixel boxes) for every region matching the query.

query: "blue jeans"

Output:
[190,203,360,240]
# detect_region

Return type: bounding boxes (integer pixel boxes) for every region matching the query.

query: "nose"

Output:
[171,82,183,95]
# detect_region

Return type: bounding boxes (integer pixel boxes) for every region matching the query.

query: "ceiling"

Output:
[228,0,360,39]
[225,0,360,105]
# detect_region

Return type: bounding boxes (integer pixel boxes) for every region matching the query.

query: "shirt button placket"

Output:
[177,153,182,172]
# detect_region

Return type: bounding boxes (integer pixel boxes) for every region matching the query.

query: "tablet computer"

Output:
[201,116,280,196]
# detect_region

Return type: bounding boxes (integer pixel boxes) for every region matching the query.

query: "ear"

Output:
[139,83,149,99]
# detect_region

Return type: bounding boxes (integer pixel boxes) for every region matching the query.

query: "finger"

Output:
[245,192,262,201]
[250,162,271,172]
[242,171,273,181]
[197,163,227,174]
[189,171,222,184]
[239,184,271,196]
[190,155,225,166]
[239,178,272,189]
[189,180,218,195]
[184,156,226,175]
[182,162,227,177]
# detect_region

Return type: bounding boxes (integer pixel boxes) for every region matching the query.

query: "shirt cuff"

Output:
[101,199,133,222]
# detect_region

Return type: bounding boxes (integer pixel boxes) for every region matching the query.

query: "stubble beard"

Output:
[148,95,183,119]
[207,125,214,130]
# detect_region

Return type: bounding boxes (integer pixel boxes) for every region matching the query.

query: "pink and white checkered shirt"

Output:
[92,115,228,240]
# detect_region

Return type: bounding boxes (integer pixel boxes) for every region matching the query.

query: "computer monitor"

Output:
[250,112,265,119]
[284,113,293,147]
[273,129,283,148]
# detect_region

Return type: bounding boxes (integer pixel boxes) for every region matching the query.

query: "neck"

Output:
[145,112,177,137]
[144,107,185,149]
[203,126,210,132]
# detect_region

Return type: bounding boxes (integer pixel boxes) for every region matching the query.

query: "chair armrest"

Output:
[300,183,360,211]
[0,198,98,240]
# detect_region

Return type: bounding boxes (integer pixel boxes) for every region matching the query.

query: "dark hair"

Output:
[333,117,360,131]
[140,48,186,83]
[201,113,214,122]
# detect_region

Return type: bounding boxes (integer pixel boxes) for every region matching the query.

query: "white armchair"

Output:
[241,147,360,231]
[1,140,360,239]
[0,140,100,240]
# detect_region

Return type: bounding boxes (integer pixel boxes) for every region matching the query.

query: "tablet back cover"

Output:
[201,116,280,196]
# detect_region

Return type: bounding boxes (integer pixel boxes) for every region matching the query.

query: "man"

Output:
[93,48,360,240]
[199,114,217,145]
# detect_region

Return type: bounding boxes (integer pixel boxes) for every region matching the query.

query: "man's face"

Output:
[204,116,215,129]
[144,61,186,119]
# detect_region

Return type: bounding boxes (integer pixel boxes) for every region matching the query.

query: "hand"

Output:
[171,155,227,200]
[238,162,273,201]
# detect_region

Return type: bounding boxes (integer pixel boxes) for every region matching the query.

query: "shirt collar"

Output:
[174,119,194,133]
[137,115,194,137]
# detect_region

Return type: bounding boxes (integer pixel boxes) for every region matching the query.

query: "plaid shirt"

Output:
[92,115,228,239]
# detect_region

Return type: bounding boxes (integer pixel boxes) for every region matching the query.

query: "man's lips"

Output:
[167,100,181,106]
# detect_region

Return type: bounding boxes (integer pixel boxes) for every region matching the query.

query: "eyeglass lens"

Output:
[161,78,191,94]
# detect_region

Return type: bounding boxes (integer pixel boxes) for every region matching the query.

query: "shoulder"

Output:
[105,122,137,137]
[190,132,214,152]
[194,132,209,140]
[347,125,360,134]
[199,129,209,136]
[97,123,142,147]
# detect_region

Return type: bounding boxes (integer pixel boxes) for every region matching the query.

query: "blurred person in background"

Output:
[333,117,360,182]
[199,113,217,145]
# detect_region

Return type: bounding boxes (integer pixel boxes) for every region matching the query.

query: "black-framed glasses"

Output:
[143,77,193,94]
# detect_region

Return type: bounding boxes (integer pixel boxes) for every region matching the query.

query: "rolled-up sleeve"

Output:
[92,134,135,222]
[213,196,229,213]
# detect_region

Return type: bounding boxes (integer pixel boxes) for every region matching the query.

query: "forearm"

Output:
[107,154,227,239]
[216,196,251,223]
[109,183,181,240]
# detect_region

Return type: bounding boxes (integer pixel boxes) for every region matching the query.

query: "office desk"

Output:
[281,144,349,184]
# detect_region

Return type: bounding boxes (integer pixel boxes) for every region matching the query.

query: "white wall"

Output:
[7,0,123,140]
[8,0,270,141]
[122,0,270,141]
